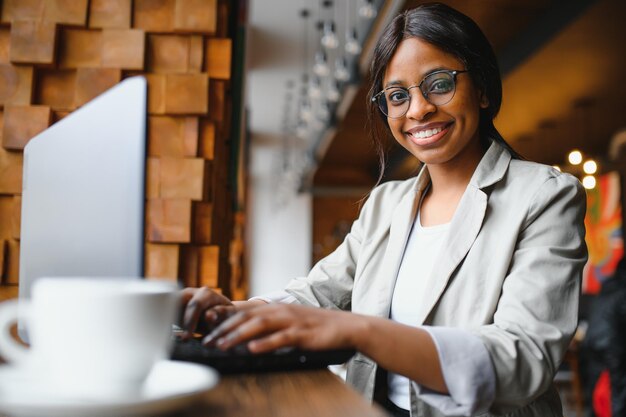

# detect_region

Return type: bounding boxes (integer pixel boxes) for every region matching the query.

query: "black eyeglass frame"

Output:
[371,69,469,119]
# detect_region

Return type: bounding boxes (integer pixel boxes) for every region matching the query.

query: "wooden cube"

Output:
[206,38,231,80]
[146,157,160,199]
[189,35,203,72]
[198,245,219,288]
[101,29,145,70]
[1,0,44,23]
[43,0,88,25]
[89,0,131,29]
[9,20,57,65]
[193,202,213,243]
[145,73,166,114]
[174,0,217,34]
[146,198,192,243]
[165,73,208,114]
[0,147,22,194]
[11,195,20,239]
[180,244,199,287]
[0,28,11,63]
[145,242,180,281]
[0,239,4,278]
[0,196,12,238]
[147,34,189,73]
[208,79,225,122]
[0,64,34,108]
[199,119,215,160]
[2,105,51,150]
[74,68,121,107]
[148,116,197,157]
[5,239,19,284]
[133,0,175,32]
[35,69,76,111]
[160,157,205,200]
[0,284,19,302]
[182,117,198,156]
[149,116,181,156]
[59,29,102,68]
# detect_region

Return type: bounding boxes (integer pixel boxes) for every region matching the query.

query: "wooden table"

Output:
[179,369,389,417]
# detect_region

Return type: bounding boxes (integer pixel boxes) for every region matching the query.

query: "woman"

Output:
[181,4,587,416]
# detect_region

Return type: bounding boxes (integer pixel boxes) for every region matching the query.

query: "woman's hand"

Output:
[180,287,236,336]
[180,287,268,336]
[203,303,366,353]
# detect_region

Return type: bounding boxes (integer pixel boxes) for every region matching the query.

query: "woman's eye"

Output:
[429,79,453,94]
[387,90,409,104]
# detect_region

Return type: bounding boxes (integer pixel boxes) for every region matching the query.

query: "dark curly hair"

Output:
[367,2,520,182]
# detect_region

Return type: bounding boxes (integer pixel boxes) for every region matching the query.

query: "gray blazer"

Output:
[284,141,587,416]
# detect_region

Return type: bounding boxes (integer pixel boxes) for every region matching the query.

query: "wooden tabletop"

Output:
[179,369,389,417]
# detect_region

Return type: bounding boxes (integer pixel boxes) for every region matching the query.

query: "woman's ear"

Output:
[479,91,489,109]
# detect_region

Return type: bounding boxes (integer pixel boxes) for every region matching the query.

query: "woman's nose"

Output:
[404,91,436,121]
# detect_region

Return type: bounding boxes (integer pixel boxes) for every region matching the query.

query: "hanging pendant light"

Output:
[327,80,340,102]
[359,0,376,19]
[313,50,330,77]
[345,28,361,55]
[318,101,331,121]
[335,57,350,82]
[300,96,313,122]
[309,76,322,99]
[321,21,339,49]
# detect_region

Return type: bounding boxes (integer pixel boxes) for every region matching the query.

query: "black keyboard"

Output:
[170,337,355,374]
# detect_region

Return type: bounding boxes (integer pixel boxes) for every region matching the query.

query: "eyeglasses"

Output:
[371,69,468,119]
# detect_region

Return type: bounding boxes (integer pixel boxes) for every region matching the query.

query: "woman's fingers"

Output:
[182,287,233,334]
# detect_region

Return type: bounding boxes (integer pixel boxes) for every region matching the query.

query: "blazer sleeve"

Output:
[472,174,587,413]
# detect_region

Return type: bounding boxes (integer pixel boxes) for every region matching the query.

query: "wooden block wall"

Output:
[0,0,245,300]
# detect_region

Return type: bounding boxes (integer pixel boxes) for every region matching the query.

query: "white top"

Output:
[388,212,449,409]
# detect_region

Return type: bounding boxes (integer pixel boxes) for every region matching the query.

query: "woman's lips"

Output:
[405,122,452,146]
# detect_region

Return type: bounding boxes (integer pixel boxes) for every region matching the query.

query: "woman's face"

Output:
[382,37,488,167]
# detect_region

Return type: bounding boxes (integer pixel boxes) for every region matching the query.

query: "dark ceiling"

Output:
[313,0,626,188]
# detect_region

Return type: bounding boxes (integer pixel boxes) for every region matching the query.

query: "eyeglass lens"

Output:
[376,71,457,118]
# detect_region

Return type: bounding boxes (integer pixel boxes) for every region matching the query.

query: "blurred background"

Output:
[0,1,624,416]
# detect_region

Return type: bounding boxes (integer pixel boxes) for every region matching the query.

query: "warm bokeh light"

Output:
[553,165,561,172]
[583,160,598,174]
[568,150,583,165]
[582,175,596,189]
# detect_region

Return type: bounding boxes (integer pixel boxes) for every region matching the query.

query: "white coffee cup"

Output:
[0,277,180,400]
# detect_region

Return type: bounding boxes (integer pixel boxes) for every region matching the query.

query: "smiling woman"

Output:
[180,4,588,417]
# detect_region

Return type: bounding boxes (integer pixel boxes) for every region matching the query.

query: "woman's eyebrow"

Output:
[383,80,404,88]
[383,67,452,89]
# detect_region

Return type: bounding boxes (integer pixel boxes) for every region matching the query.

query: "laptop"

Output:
[18,76,355,372]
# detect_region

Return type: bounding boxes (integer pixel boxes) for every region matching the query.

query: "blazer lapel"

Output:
[414,141,511,325]
[373,172,429,318]
[415,186,487,325]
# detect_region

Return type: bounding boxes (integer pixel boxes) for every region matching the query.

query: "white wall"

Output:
[247,176,312,297]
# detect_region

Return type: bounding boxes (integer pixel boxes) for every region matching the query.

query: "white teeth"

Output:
[411,126,443,139]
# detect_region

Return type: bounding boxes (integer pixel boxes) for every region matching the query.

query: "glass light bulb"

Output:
[308,77,322,99]
[583,160,597,174]
[568,150,583,165]
[334,57,350,82]
[582,175,596,189]
[345,28,361,55]
[318,102,331,121]
[359,0,376,19]
[312,51,329,77]
[321,21,339,49]
[327,81,340,102]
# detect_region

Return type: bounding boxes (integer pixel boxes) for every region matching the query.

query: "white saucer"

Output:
[0,360,219,417]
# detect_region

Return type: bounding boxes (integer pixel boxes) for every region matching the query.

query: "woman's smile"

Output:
[404,122,453,146]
